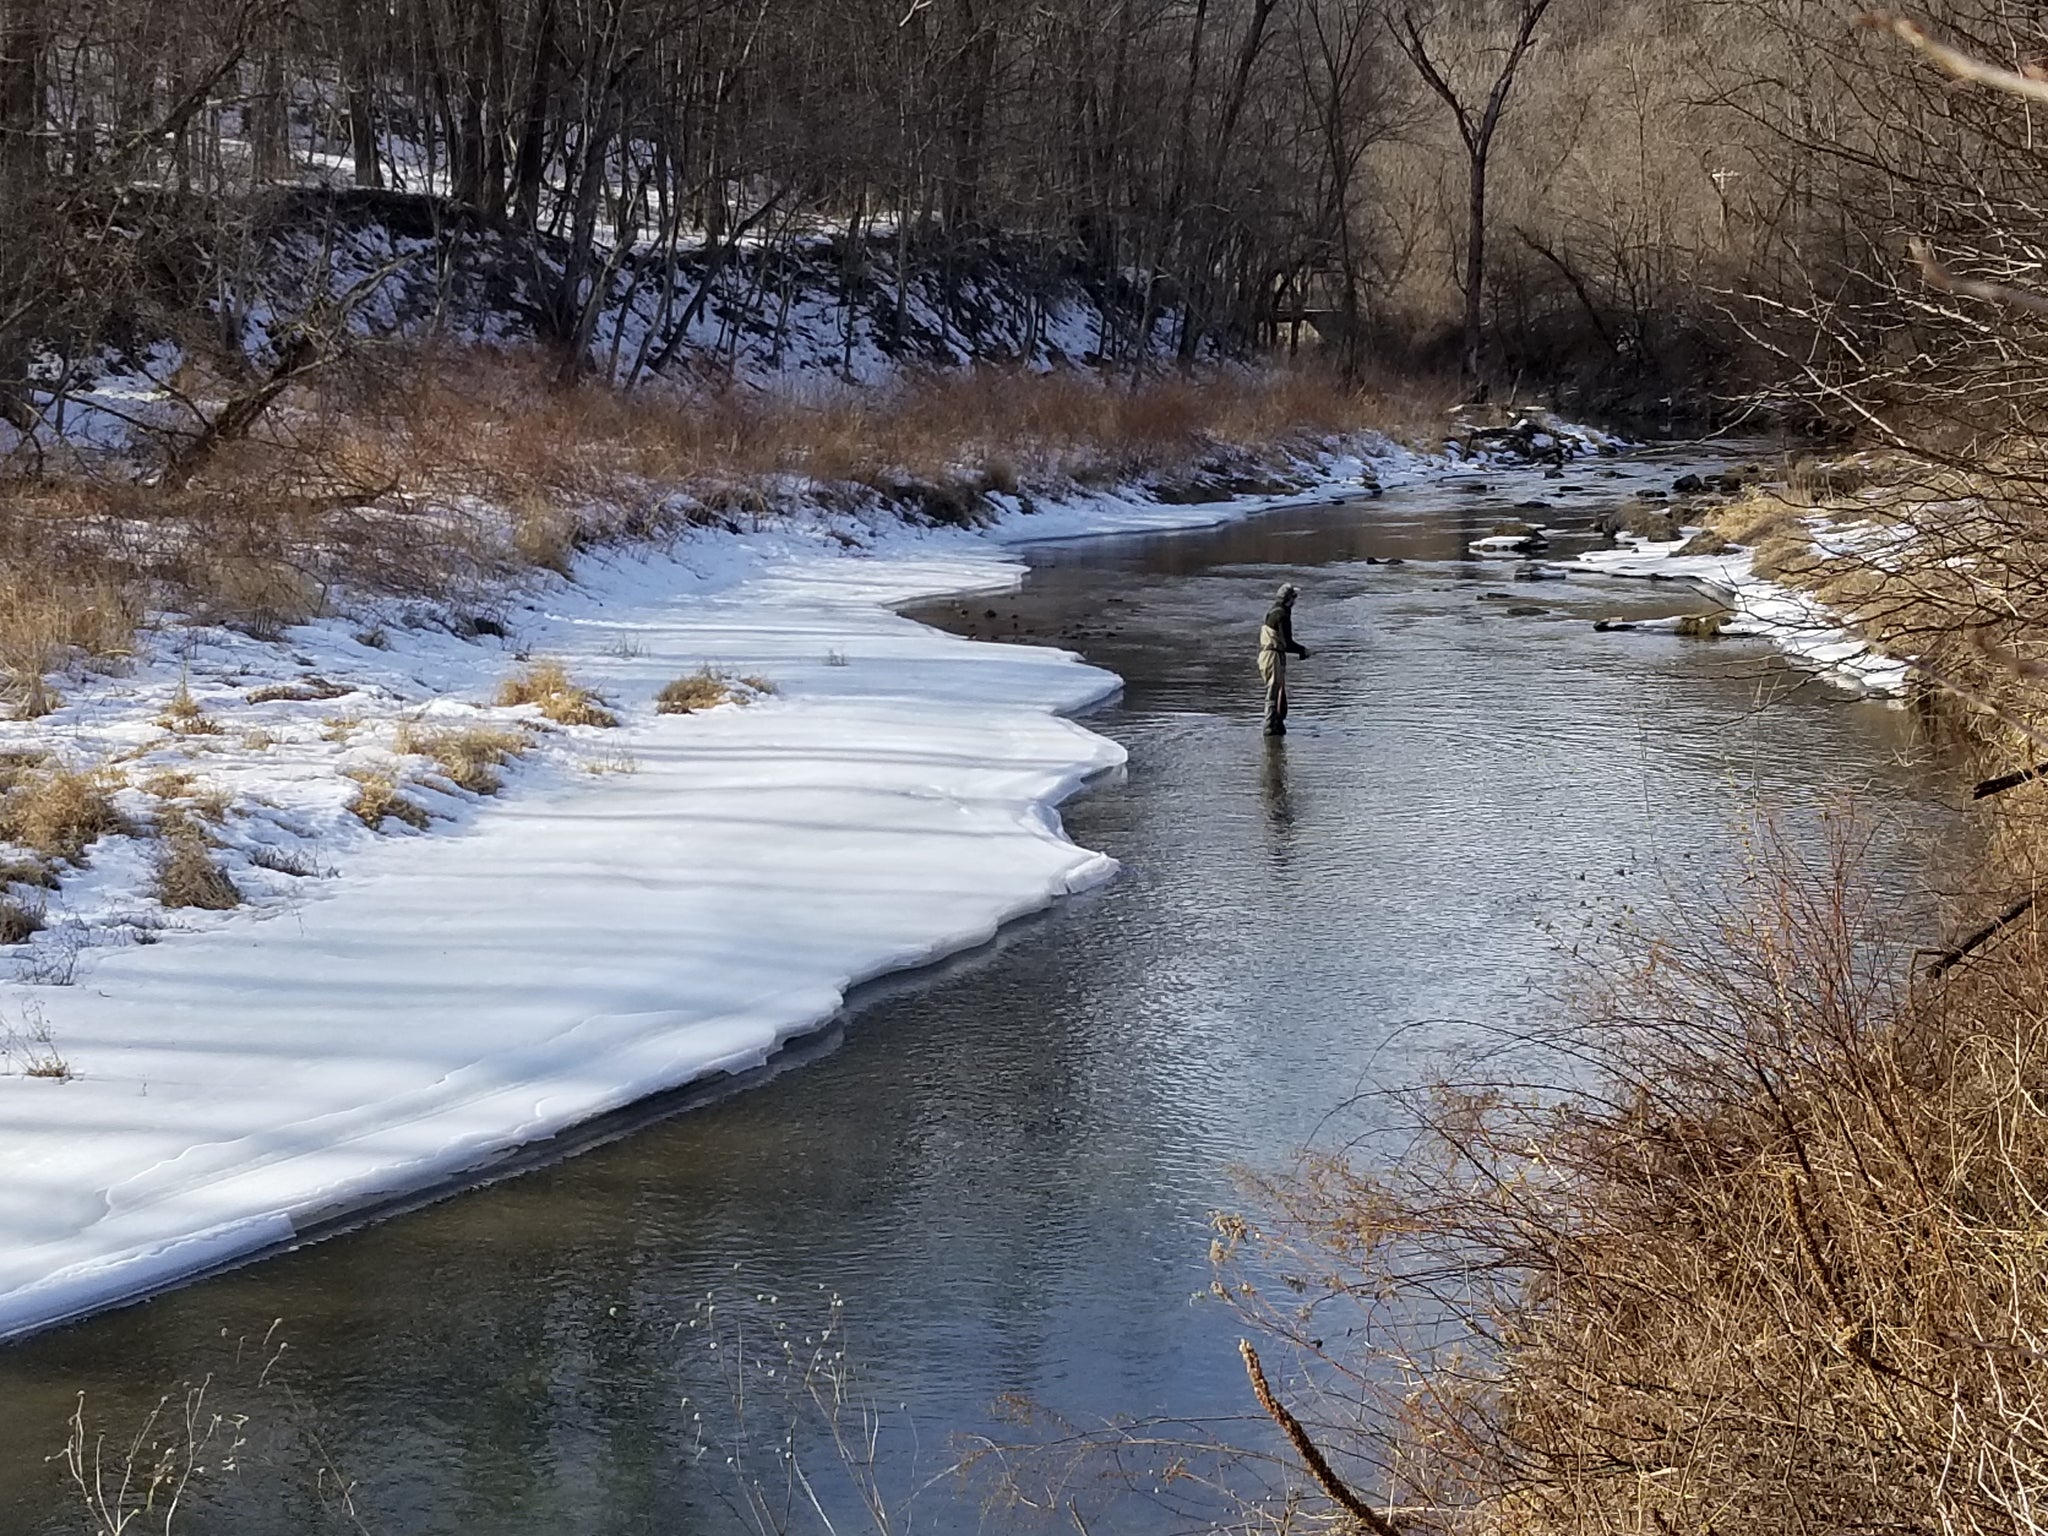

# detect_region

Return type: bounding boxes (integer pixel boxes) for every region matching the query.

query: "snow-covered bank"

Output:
[0,425,1622,1343]
[1566,525,1911,698]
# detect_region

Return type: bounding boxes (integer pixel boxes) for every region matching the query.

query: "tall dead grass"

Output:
[0,349,1449,673]
[0,759,126,863]
[339,350,1450,507]
[393,721,531,794]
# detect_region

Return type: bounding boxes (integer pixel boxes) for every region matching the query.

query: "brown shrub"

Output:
[655,669,775,715]
[0,763,127,863]
[1220,813,2048,1536]
[394,721,531,795]
[344,768,432,831]
[496,661,619,728]
[0,896,44,943]
[156,682,224,736]
[151,812,240,911]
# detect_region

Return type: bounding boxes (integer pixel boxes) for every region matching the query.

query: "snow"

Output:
[0,423,1598,1343]
[1567,527,1911,697]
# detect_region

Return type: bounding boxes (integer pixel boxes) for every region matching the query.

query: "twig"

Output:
[1926,895,2036,978]
[1908,238,2048,318]
[1865,13,2048,108]
[1239,1339,1399,1536]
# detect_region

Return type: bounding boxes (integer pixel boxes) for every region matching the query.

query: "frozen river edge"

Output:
[0,431,1631,1344]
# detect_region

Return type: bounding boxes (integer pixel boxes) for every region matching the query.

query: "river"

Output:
[0,449,1953,1534]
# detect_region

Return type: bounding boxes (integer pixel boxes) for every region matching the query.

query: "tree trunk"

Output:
[0,0,45,429]
[1464,149,1486,381]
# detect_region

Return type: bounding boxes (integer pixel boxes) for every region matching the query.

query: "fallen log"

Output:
[1973,763,2048,799]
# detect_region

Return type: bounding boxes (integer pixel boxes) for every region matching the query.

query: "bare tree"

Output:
[1392,0,1553,384]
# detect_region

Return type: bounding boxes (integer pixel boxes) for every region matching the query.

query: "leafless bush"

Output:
[1213,809,2048,1536]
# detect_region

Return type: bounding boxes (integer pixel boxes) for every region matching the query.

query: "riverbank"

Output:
[1228,448,2048,1536]
[1542,456,1915,697]
[0,405,1631,1344]
[1,444,1950,1536]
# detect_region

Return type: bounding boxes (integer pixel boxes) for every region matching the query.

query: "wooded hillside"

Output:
[0,0,2042,428]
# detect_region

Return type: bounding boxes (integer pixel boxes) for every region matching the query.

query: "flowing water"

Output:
[0,451,1957,1534]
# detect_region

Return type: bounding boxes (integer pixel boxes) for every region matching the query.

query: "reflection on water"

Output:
[0,451,1958,1535]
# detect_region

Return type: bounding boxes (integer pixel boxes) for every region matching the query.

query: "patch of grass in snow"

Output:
[581,749,640,776]
[0,566,140,721]
[655,669,775,715]
[496,661,619,728]
[321,713,363,743]
[142,769,232,823]
[509,494,581,577]
[0,895,44,944]
[156,681,224,736]
[394,721,531,796]
[345,767,432,831]
[0,763,127,864]
[150,807,241,911]
[0,857,58,891]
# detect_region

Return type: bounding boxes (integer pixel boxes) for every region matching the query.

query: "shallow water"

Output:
[0,451,1956,1534]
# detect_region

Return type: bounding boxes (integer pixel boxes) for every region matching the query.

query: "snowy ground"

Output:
[1563,524,1911,697]
[0,424,1643,1343]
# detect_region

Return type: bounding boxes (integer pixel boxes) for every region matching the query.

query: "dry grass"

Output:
[142,769,231,822]
[330,349,1438,515]
[344,767,431,831]
[0,896,44,943]
[655,669,776,714]
[0,761,127,863]
[393,720,531,795]
[155,682,224,736]
[0,566,139,719]
[0,349,1446,706]
[150,808,240,910]
[496,661,619,728]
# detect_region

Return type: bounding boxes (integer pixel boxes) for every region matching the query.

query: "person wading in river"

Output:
[1258,583,1310,736]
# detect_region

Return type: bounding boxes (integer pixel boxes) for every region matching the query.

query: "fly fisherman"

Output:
[1258,583,1310,736]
